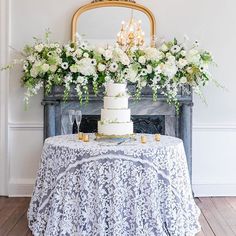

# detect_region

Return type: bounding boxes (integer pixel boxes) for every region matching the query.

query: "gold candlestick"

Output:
[83,134,89,142]
[78,132,83,140]
[141,135,147,144]
[155,134,161,142]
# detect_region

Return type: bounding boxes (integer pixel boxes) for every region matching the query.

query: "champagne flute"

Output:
[75,110,82,132]
[68,110,75,134]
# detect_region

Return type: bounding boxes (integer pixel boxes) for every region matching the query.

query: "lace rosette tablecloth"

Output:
[28,134,201,236]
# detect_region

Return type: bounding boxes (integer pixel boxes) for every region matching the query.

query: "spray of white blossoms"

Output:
[1,32,215,112]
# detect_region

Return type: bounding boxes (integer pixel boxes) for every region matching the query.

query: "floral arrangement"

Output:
[1,32,215,111]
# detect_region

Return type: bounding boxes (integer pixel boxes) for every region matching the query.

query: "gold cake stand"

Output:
[95,133,136,140]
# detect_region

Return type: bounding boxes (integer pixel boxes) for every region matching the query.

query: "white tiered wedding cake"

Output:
[98,83,133,136]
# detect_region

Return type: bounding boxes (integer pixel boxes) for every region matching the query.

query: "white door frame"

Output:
[0,0,10,196]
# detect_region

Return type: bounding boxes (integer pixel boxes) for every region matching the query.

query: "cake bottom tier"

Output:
[98,121,133,136]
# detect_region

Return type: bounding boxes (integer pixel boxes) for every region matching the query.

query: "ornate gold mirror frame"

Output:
[71,0,156,46]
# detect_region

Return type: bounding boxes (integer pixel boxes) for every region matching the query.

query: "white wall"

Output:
[1,0,235,196]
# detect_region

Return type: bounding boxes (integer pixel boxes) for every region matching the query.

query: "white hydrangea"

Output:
[144,47,163,61]
[77,58,96,76]
[162,62,178,78]
[123,67,138,83]
[112,48,130,65]
[186,49,201,65]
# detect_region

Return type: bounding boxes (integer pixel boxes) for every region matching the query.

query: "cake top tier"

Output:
[106,83,127,97]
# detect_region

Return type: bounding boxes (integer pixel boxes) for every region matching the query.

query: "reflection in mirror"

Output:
[76,7,151,46]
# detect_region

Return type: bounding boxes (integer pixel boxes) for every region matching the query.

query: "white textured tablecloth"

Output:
[28,134,201,236]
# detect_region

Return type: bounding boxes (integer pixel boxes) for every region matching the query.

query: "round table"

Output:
[28,134,201,236]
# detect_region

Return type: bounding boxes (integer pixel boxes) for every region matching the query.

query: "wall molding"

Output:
[8,178,34,197]
[0,0,10,196]
[193,123,236,131]
[193,184,236,197]
[8,122,43,130]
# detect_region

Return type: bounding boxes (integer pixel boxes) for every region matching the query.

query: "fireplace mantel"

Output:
[42,85,193,179]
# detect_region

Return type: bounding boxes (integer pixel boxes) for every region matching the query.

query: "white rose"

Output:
[77,76,85,84]
[161,44,168,52]
[187,67,193,74]
[30,68,38,78]
[70,64,78,73]
[138,56,146,65]
[35,44,44,52]
[147,65,153,74]
[103,50,113,60]
[27,55,36,63]
[180,50,186,56]
[180,77,187,83]
[178,58,188,69]
[140,80,147,87]
[83,52,89,58]
[50,65,57,72]
[75,49,82,57]
[41,64,50,72]
[96,47,105,55]
[56,48,62,54]
[98,63,106,72]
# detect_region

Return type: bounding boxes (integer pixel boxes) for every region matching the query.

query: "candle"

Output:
[83,134,89,142]
[78,132,83,140]
[141,135,147,144]
[155,134,161,142]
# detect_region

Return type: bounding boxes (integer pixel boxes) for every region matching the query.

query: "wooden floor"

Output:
[0,197,236,235]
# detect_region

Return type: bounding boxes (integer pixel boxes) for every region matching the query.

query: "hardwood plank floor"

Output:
[0,197,235,235]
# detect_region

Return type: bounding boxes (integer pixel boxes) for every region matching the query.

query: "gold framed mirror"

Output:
[71,0,156,46]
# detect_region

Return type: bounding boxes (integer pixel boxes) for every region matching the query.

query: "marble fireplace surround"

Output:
[42,85,193,178]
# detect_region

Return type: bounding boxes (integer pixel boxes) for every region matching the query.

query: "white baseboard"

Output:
[8,178,35,197]
[193,184,236,197]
